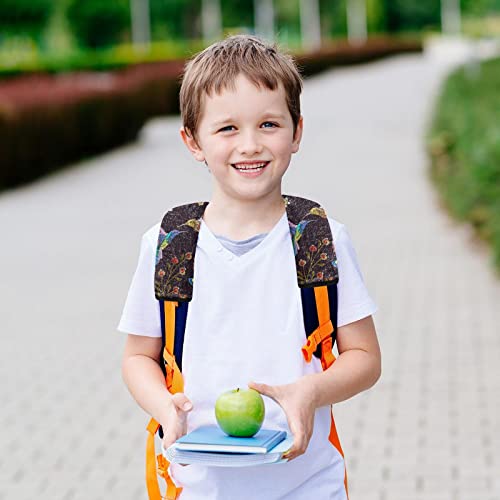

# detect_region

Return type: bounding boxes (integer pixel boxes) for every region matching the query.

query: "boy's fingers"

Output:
[162,430,177,449]
[248,381,278,400]
[171,393,193,412]
[282,438,299,460]
[283,439,305,461]
[283,426,308,461]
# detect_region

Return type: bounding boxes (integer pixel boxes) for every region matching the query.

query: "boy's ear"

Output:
[291,116,304,154]
[180,127,205,162]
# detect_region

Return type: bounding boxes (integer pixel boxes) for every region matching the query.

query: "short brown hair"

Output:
[179,34,303,142]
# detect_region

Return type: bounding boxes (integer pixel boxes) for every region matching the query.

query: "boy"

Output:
[119,34,381,499]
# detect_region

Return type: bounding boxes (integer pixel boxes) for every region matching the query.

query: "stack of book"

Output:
[163,425,292,467]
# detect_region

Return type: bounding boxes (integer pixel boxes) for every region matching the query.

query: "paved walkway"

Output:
[1,39,499,500]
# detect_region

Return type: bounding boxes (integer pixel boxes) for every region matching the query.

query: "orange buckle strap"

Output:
[146,418,183,500]
[320,337,336,370]
[301,319,334,362]
[163,348,184,393]
[158,454,183,499]
[163,349,176,389]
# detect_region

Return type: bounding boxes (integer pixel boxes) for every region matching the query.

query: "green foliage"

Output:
[366,0,387,32]
[384,0,440,32]
[0,41,202,78]
[274,0,300,44]
[0,0,53,27]
[66,0,130,49]
[428,57,500,273]
[221,0,253,29]
[322,0,348,36]
[463,0,500,15]
[150,0,201,40]
[0,0,53,40]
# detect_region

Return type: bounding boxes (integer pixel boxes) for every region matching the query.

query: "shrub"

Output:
[0,0,53,38]
[428,57,500,273]
[66,0,131,49]
[0,60,183,189]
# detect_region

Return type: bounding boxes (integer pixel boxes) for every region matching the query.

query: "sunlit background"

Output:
[1,1,500,499]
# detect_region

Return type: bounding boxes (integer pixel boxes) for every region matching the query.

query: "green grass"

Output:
[427,56,500,275]
[0,39,205,77]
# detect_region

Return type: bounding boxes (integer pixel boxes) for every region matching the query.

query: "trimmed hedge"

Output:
[295,36,422,75]
[0,37,421,190]
[428,56,500,274]
[0,60,183,188]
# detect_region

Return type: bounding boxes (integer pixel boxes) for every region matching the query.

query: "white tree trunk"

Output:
[130,0,151,49]
[254,0,274,42]
[441,0,462,35]
[202,0,223,42]
[299,0,321,50]
[347,0,367,44]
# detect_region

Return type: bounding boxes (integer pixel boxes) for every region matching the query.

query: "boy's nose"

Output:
[237,130,263,156]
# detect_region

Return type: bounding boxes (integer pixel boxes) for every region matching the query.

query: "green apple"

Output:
[215,388,265,437]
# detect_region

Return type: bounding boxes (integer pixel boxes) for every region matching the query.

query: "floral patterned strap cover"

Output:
[154,195,339,302]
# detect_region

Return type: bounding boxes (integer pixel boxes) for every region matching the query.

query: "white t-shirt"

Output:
[118,211,377,500]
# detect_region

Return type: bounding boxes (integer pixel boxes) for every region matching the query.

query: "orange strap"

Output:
[163,348,184,393]
[146,419,183,499]
[301,319,333,362]
[301,286,334,363]
[145,301,183,500]
[306,286,349,498]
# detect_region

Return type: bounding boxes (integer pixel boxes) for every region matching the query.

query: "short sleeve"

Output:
[117,225,162,337]
[331,222,378,327]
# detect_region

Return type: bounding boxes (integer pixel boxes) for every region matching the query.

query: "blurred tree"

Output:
[365,0,387,32]
[274,0,301,44]
[320,0,385,39]
[150,0,203,40]
[0,0,53,39]
[320,0,348,37]
[221,0,253,30]
[383,0,441,32]
[66,0,130,49]
[462,0,500,15]
[44,0,75,52]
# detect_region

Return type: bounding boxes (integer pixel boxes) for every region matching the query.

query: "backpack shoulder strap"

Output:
[155,200,209,302]
[284,195,347,493]
[283,195,339,363]
[147,201,208,500]
[283,194,338,288]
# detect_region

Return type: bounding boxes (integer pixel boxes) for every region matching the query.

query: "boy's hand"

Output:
[161,393,193,450]
[248,377,317,461]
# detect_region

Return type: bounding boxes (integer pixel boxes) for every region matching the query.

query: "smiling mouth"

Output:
[231,161,270,171]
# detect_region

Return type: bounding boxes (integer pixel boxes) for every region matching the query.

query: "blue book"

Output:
[174,425,287,454]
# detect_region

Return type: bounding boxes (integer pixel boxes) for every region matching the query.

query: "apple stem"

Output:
[236,388,240,392]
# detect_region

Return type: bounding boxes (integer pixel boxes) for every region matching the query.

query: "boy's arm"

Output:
[250,315,381,460]
[121,334,193,446]
[305,314,381,407]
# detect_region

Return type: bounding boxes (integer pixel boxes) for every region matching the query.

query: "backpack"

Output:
[145,195,347,500]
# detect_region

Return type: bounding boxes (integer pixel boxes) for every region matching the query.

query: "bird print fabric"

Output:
[154,196,338,301]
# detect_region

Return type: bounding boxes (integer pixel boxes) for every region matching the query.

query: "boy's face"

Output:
[181,74,303,204]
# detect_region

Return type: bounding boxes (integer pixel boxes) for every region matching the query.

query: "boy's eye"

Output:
[218,122,278,132]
